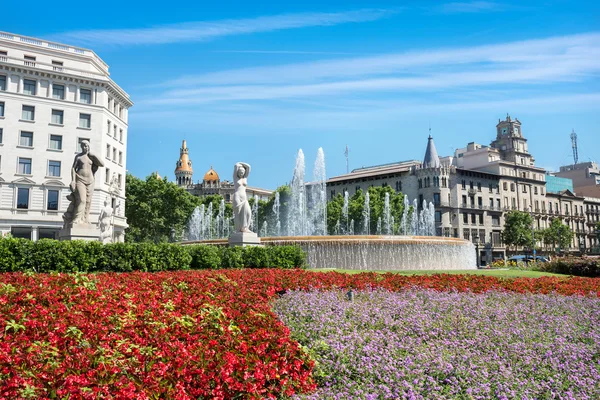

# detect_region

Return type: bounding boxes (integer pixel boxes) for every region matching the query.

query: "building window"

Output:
[0,128,3,143]
[49,134,62,150]
[479,214,484,224]
[0,75,6,91]
[51,109,64,125]
[471,213,476,224]
[52,84,65,100]
[119,106,123,118]
[48,160,61,177]
[523,185,527,193]
[107,120,111,135]
[541,187,545,195]
[119,129,123,142]
[469,181,474,189]
[105,168,110,184]
[21,105,35,121]
[118,174,122,188]
[112,148,117,161]
[463,213,468,224]
[510,183,515,192]
[20,131,33,147]
[113,124,117,138]
[477,182,482,192]
[435,211,442,223]
[51,60,63,71]
[106,145,111,158]
[461,179,466,189]
[79,113,91,128]
[18,158,32,174]
[433,193,440,205]
[80,88,92,104]
[534,186,538,195]
[47,189,59,210]
[24,55,36,66]
[23,79,36,95]
[118,151,123,165]
[17,188,30,209]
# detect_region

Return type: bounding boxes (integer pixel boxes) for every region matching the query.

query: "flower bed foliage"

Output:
[274,289,600,399]
[1,269,600,398]
[0,238,305,272]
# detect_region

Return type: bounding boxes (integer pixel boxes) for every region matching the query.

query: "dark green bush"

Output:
[220,247,245,269]
[186,245,221,269]
[0,238,305,272]
[540,257,600,277]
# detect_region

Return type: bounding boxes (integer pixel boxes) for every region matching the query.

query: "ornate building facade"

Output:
[327,116,600,262]
[174,140,272,202]
[0,31,132,240]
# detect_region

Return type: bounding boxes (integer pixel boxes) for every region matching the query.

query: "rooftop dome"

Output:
[175,140,193,173]
[203,166,220,182]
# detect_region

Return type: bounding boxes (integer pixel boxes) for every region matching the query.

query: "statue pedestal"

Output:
[228,232,262,247]
[59,224,101,242]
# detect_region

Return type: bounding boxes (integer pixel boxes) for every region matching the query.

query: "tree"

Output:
[538,218,574,253]
[125,173,201,243]
[502,211,533,251]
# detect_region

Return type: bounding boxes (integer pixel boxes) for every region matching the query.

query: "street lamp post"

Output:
[474,234,480,268]
[530,206,536,261]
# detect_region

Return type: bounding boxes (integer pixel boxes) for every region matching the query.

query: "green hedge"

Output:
[0,238,306,273]
[537,256,600,277]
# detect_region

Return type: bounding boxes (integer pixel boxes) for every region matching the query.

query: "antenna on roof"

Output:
[344,145,350,174]
[570,129,578,165]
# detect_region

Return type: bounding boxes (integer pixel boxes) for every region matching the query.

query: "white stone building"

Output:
[0,31,132,240]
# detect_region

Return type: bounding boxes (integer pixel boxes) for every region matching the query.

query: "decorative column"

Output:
[31,226,39,241]
[47,80,52,98]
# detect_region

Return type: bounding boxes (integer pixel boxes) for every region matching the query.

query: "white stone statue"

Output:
[232,162,252,232]
[98,197,118,244]
[64,140,104,226]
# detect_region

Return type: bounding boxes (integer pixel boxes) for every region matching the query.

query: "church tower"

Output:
[490,114,535,166]
[174,140,193,187]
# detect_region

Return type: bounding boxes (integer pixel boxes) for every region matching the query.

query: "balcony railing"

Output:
[0,55,105,79]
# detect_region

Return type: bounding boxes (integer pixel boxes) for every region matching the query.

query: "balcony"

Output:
[0,55,104,79]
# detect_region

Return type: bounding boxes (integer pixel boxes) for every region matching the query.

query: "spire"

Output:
[423,135,441,169]
[175,139,193,187]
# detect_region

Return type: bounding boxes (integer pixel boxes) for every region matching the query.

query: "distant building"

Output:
[545,175,574,194]
[327,115,600,259]
[555,162,600,197]
[0,31,132,240]
[174,140,272,202]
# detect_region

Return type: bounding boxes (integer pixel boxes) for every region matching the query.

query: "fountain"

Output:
[184,147,476,269]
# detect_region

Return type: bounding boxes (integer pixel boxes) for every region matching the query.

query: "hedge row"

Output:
[537,256,600,278]
[0,238,306,273]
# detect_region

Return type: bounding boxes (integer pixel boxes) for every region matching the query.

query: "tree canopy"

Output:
[502,211,534,250]
[125,174,201,243]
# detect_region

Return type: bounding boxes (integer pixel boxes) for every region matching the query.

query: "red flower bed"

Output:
[1,270,599,399]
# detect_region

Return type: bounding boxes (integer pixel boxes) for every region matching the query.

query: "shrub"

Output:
[540,256,600,277]
[186,245,221,269]
[220,246,245,269]
[0,238,305,272]
[268,245,306,269]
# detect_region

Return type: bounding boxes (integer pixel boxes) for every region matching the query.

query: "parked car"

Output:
[507,255,548,263]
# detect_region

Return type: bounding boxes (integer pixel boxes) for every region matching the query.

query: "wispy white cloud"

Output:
[48,9,395,46]
[140,32,600,105]
[435,1,505,14]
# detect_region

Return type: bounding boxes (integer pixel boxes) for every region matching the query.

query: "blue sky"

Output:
[6,0,600,189]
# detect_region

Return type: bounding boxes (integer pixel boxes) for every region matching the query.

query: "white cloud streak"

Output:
[48,9,394,46]
[142,33,600,105]
[436,1,504,14]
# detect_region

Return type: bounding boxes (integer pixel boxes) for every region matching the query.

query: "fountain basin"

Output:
[183,235,477,271]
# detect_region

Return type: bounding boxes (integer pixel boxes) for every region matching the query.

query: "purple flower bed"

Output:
[273,289,600,399]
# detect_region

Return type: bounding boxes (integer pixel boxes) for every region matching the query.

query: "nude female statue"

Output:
[232,162,252,232]
[67,140,104,225]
